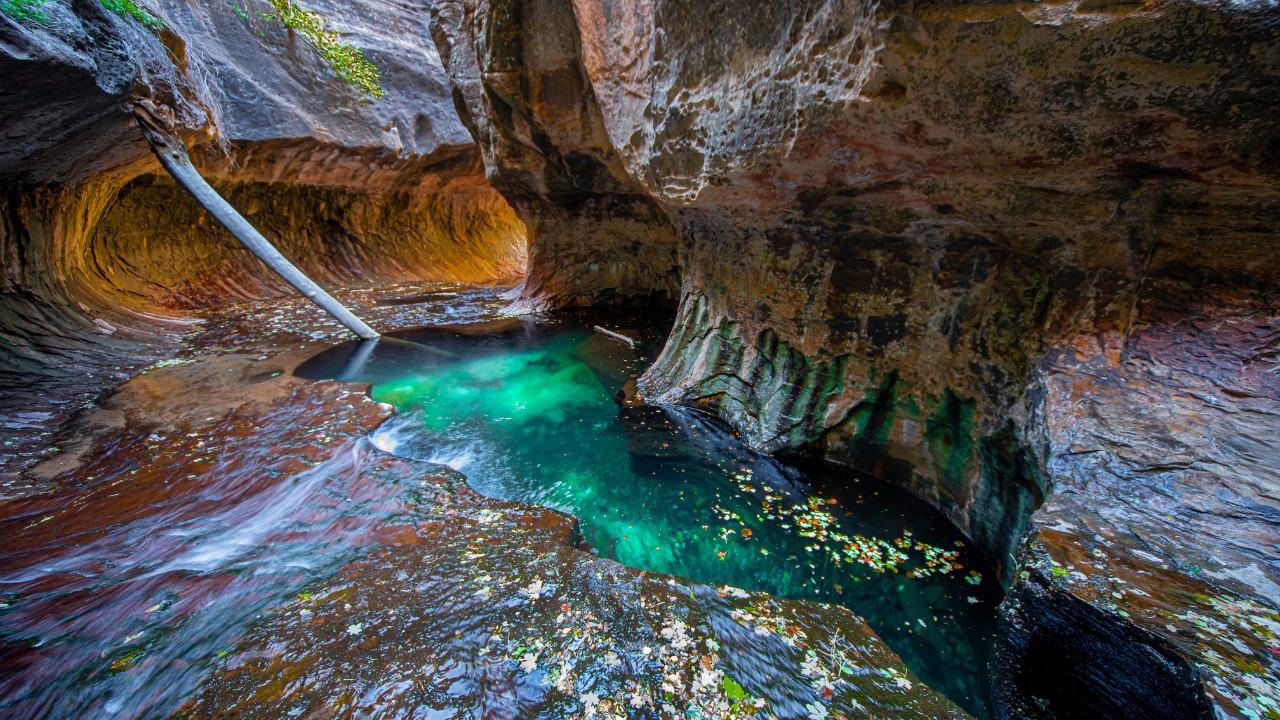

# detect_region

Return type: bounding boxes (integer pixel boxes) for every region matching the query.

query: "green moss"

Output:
[839,371,901,451]
[972,422,1046,585]
[923,389,977,502]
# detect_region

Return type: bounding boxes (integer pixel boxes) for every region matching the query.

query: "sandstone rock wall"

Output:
[432,0,1278,562]
[431,0,681,310]
[85,148,525,312]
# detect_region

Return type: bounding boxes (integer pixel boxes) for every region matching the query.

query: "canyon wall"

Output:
[431,0,681,310]
[2,0,1275,715]
[430,0,1279,716]
[0,0,526,478]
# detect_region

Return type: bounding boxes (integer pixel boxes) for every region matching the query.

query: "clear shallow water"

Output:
[298,315,1002,718]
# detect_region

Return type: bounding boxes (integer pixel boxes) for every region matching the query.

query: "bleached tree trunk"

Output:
[132,104,380,341]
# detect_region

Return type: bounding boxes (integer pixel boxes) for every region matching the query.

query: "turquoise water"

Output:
[297,316,1000,717]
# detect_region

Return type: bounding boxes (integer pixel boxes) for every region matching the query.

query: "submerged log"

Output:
[131,104,380,341]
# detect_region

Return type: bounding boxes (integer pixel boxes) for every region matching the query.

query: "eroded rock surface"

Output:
[431,0,682,310]
[179,469,966,720]
[998,310,1280,718]
[2,0,1277,715]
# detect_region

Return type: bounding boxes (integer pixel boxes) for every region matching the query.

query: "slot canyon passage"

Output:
[0,0,1277,717]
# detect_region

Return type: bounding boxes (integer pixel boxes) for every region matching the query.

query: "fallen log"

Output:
[593,325,636,348]
[132,103,380,341]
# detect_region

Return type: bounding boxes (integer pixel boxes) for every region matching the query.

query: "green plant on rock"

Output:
[2,0,380,100]
[2,0,160,27]
[258,0,383,99]
[100,0,160,27]
[0,0,48,23]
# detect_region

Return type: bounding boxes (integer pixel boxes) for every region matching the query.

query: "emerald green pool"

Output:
[297,316,1000,717]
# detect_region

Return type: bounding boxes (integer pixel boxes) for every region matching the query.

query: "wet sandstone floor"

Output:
[0,283,969,719]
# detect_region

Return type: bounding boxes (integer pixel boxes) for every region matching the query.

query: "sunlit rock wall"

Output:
[86,146,525,312]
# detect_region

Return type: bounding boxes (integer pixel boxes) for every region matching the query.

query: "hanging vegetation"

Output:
[0,0,47,22]
[1,0,158,26]
[247,0,384,98]
[99,0,160,27]
[0,0,381,99]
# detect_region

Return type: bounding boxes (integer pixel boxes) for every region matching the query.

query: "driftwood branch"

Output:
[593,325,636,348]
[131,103,380,341]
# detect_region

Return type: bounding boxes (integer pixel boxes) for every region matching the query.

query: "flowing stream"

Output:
[0,430,422,718]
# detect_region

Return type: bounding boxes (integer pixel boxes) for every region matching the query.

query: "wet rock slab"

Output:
[0,281,511,497]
